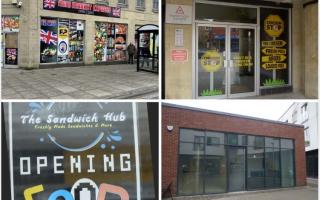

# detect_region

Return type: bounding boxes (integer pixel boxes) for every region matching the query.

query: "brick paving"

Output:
[1,64,158,99]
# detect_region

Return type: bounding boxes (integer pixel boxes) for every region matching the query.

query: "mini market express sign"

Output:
[9,102,139,200]
[43,0,121,18]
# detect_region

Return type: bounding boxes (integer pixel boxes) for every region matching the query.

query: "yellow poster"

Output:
[200,50,223,73]
[262,63,287,70]
[233,56,253,68]
[262,55,286,63]
[264,15,284,37]
[262,48,286,55]
[261,40,286,47]
[59,27,69,39]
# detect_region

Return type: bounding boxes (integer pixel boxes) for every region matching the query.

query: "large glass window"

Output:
[281,139,295,187]
[94,22,127,62]
[40,17,84,64]
[178,129,296,195]
[195,3,257,23]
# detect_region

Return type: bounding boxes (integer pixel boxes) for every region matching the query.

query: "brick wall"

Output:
[162,104,306,196]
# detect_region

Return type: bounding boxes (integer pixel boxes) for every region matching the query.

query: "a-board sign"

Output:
[9,102,140,200]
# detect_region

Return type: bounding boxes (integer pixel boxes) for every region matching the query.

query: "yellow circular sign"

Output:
[200,50,223,72]
[264,15,284,38]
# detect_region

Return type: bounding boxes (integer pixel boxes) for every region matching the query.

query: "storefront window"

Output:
[40,17,84,64]
[3,102,156,200]
[280,139,295,187]
[247,146,265,189]
[195,3,257,24]
[260,8,289,87]
[94,22,127,62]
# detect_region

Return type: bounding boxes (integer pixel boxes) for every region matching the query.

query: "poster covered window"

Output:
[260,8,289,87]
[1,16,19,32]
[40,17,84,64]
[6,102,147,200]
[94,22,127,62]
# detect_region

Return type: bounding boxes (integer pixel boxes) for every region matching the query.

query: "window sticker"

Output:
[9,102,140,200]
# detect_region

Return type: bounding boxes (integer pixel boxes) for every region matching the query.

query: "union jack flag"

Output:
[40,30,58,45]
[44,0,56,9]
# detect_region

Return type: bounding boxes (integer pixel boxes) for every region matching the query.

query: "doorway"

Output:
[196,24,257,98]
[3,33,19,68]
[227,146,246,192]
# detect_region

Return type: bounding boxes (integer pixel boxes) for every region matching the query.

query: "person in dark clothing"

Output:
[127,43,136,64]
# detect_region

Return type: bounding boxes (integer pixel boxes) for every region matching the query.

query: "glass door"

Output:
[196,24,256,98]
[197,25,227,98]
[227,146,246,192]
[228,27,256,97]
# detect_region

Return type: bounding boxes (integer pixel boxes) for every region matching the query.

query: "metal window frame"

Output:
[192,0,292,99]
[177,127,296,197]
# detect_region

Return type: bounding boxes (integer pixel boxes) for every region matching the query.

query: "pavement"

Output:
[167,186,318,200]
[1,64,158,99]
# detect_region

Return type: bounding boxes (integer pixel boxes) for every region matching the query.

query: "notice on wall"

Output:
[5,48,18,65]
[9,102,140,200]
[175,29,184,47]
[166,4,192,24]
[171,49,188,62]
[1,16,19,32]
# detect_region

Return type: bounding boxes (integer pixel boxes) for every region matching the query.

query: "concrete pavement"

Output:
[2,64,158,99]
[168,186,318,200]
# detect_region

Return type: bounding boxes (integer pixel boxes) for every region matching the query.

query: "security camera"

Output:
[17,1,22,7]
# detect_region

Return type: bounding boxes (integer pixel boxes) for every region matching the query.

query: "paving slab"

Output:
[2,64,158,99]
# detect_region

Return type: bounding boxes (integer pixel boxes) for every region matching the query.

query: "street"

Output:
[2,64,158,99]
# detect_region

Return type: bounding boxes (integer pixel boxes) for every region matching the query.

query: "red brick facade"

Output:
[162,104,306,196]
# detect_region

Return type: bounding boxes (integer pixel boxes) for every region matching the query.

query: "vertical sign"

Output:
[9,102,140,200]
[175,29,184,47]
[40,17,58,63]
[260,8,289,87]
[57,19,69,63]
[5,48,18,65]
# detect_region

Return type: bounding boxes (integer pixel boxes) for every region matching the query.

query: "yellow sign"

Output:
[233,55,253,68]
[200,50,223,72]
[262,63,287,70]
[262,48,286,55]
[59,27,69,39]
[262,55,287,62]
[262,40,286,47]
[264,15,284,37]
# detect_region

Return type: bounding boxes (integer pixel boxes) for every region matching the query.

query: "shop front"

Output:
[165,0,293,98]
[162,104,307,197]
[2,15,20,68]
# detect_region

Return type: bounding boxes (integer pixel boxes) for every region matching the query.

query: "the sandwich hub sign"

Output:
[9,102,140,200]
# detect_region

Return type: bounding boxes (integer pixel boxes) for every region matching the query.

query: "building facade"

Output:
[163,0,318,99]
[1,0,159,69]
[162,104,306,197]
[279,102,318,178]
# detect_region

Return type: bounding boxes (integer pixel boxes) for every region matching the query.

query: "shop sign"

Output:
[262,63,287,70]
[171,49,188,62]
[43,0,121,18]
[5,48,18,65]
[233,56,253,68]
[264,15,284,38]
[262,48,286,55]
[9,102,140,200]
[200,50,223,72]
[1,16,19,32]
[261,40,286,47]
[166,4,192,25]
[262,55,287,63]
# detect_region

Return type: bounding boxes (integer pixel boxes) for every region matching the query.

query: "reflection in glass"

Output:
[230,28,255,94]
[228,147,245,191]
[196,3,257,24]
[198,26,226,97]
[281,149,295,187]
[265,148,281,188]
[247,146,265,189]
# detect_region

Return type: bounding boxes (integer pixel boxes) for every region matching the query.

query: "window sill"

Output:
[117,4,128,8]
[136,7,145,11]
[152,8,158,13]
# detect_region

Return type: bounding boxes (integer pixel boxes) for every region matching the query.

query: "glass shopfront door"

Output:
[197,24,256,98]
[228,146,246,192]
